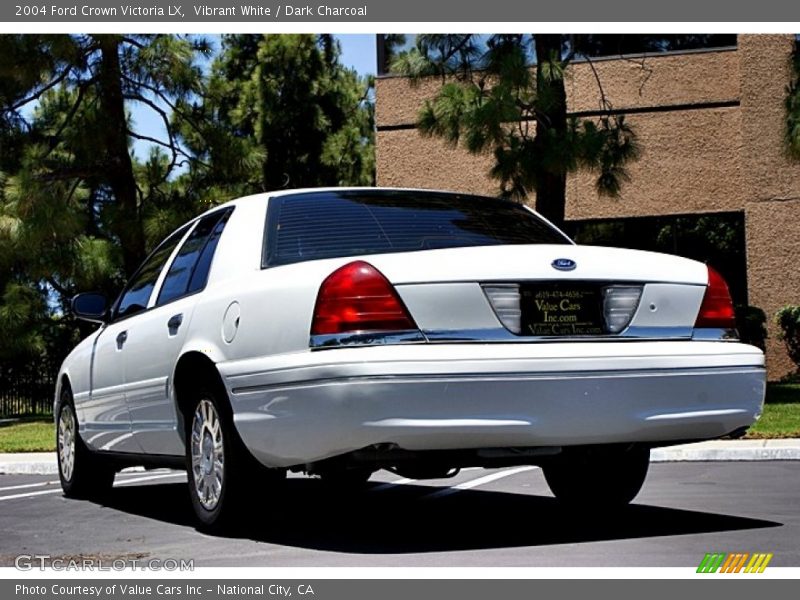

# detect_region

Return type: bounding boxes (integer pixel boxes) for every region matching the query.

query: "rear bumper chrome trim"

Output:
[425,325,737,342]
[310,330,424,349]
[423,326,696,343]
[692,328,739,341]
[310,326,737,349]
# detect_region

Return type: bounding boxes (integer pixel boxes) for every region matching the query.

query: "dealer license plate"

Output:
[521,284,605,336]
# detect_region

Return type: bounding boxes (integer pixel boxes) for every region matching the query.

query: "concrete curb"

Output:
[650,438,800,462]
[0,456,58,475]
[0,453,57,475]
[1,440,800,475]
[0,453,147,476]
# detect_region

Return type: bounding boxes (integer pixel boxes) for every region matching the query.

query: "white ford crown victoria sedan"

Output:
[55,188,765,528]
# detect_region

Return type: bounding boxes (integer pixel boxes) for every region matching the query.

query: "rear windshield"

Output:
[263,190,570,267]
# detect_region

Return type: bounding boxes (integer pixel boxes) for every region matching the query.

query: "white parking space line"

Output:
[116,468,178,477]
[0,471,186,502]
[1,467,531,502]
[422,466,537,499]
[0,468,180,494]
[0,488,64,502]
[369,477,414,492]
[0,481,59,492]
[114,472,186,486]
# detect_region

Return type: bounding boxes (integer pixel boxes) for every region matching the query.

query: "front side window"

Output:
[115,226,188,319]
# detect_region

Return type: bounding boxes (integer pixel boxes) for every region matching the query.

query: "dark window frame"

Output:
[111,224,192,323]
[155,207,234,307]
[110,207,234,323]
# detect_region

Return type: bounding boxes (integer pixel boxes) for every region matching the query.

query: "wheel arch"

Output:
[54,372,87,447]
[172,351,230,444]
[54,372,72,418]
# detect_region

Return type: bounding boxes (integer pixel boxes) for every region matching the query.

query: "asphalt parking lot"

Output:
[0,462,798,567]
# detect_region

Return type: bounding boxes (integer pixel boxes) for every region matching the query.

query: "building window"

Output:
[571,212,747,306]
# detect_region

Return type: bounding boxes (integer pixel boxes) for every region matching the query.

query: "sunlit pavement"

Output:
[0,461,798,567]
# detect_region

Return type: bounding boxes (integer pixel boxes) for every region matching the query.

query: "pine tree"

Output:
[0,34,210,363]
[391,34,641,230]
[0,33,376,367]
[181,34,374,196]
[1,34,211,278]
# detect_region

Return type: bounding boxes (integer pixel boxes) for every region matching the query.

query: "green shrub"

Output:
[775,305,800,370]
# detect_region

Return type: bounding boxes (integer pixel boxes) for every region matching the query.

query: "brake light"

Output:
[695,266,736,329]
[311,261,417,335]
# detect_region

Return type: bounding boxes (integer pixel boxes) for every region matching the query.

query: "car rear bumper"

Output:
[217,341,766,468]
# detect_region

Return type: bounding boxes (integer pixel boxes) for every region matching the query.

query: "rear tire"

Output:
[56,387,115,499]
[185,383,284,531]
[543,445,650,508]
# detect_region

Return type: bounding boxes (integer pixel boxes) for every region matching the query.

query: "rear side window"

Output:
[187,209,232,294]
[157,208,233,306]
[263,190,569,267]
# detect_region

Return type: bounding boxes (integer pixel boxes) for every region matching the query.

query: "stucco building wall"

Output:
[375,34,800,379]
[740,36,800,380]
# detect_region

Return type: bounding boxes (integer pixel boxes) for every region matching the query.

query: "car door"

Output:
[85,225,191,453]
[123,209,233,455]
[81,319,138,453]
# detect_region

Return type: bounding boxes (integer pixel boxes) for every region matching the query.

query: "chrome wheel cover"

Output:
[190,399,225,511]
[58,404,76,482]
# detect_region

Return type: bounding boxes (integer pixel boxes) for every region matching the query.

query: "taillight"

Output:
[694,266,736,329]
[311,261,417,335]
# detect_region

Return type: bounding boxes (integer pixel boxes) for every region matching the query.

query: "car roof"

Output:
[191,187,571,244]
[199,187,496,217]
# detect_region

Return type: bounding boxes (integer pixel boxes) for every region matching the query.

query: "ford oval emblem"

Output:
[551,258,577,271]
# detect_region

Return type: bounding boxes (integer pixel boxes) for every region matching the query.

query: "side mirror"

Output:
[71,292,109,324]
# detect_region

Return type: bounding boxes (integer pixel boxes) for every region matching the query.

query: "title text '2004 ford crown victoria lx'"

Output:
[55,188,766,529]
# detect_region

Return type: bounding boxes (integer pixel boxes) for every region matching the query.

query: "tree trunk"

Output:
[533,34,568,231]
[96,35,145,276]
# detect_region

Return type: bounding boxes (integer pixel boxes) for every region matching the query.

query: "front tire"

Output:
[186,385,284,531]
[56,388,115,499]
[543,445,650,509]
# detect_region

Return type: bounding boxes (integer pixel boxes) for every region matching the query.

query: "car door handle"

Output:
[116,331,128,349]
[167,313,183,335]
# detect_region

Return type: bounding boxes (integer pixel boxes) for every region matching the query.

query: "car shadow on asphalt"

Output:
[94,477,782,554]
